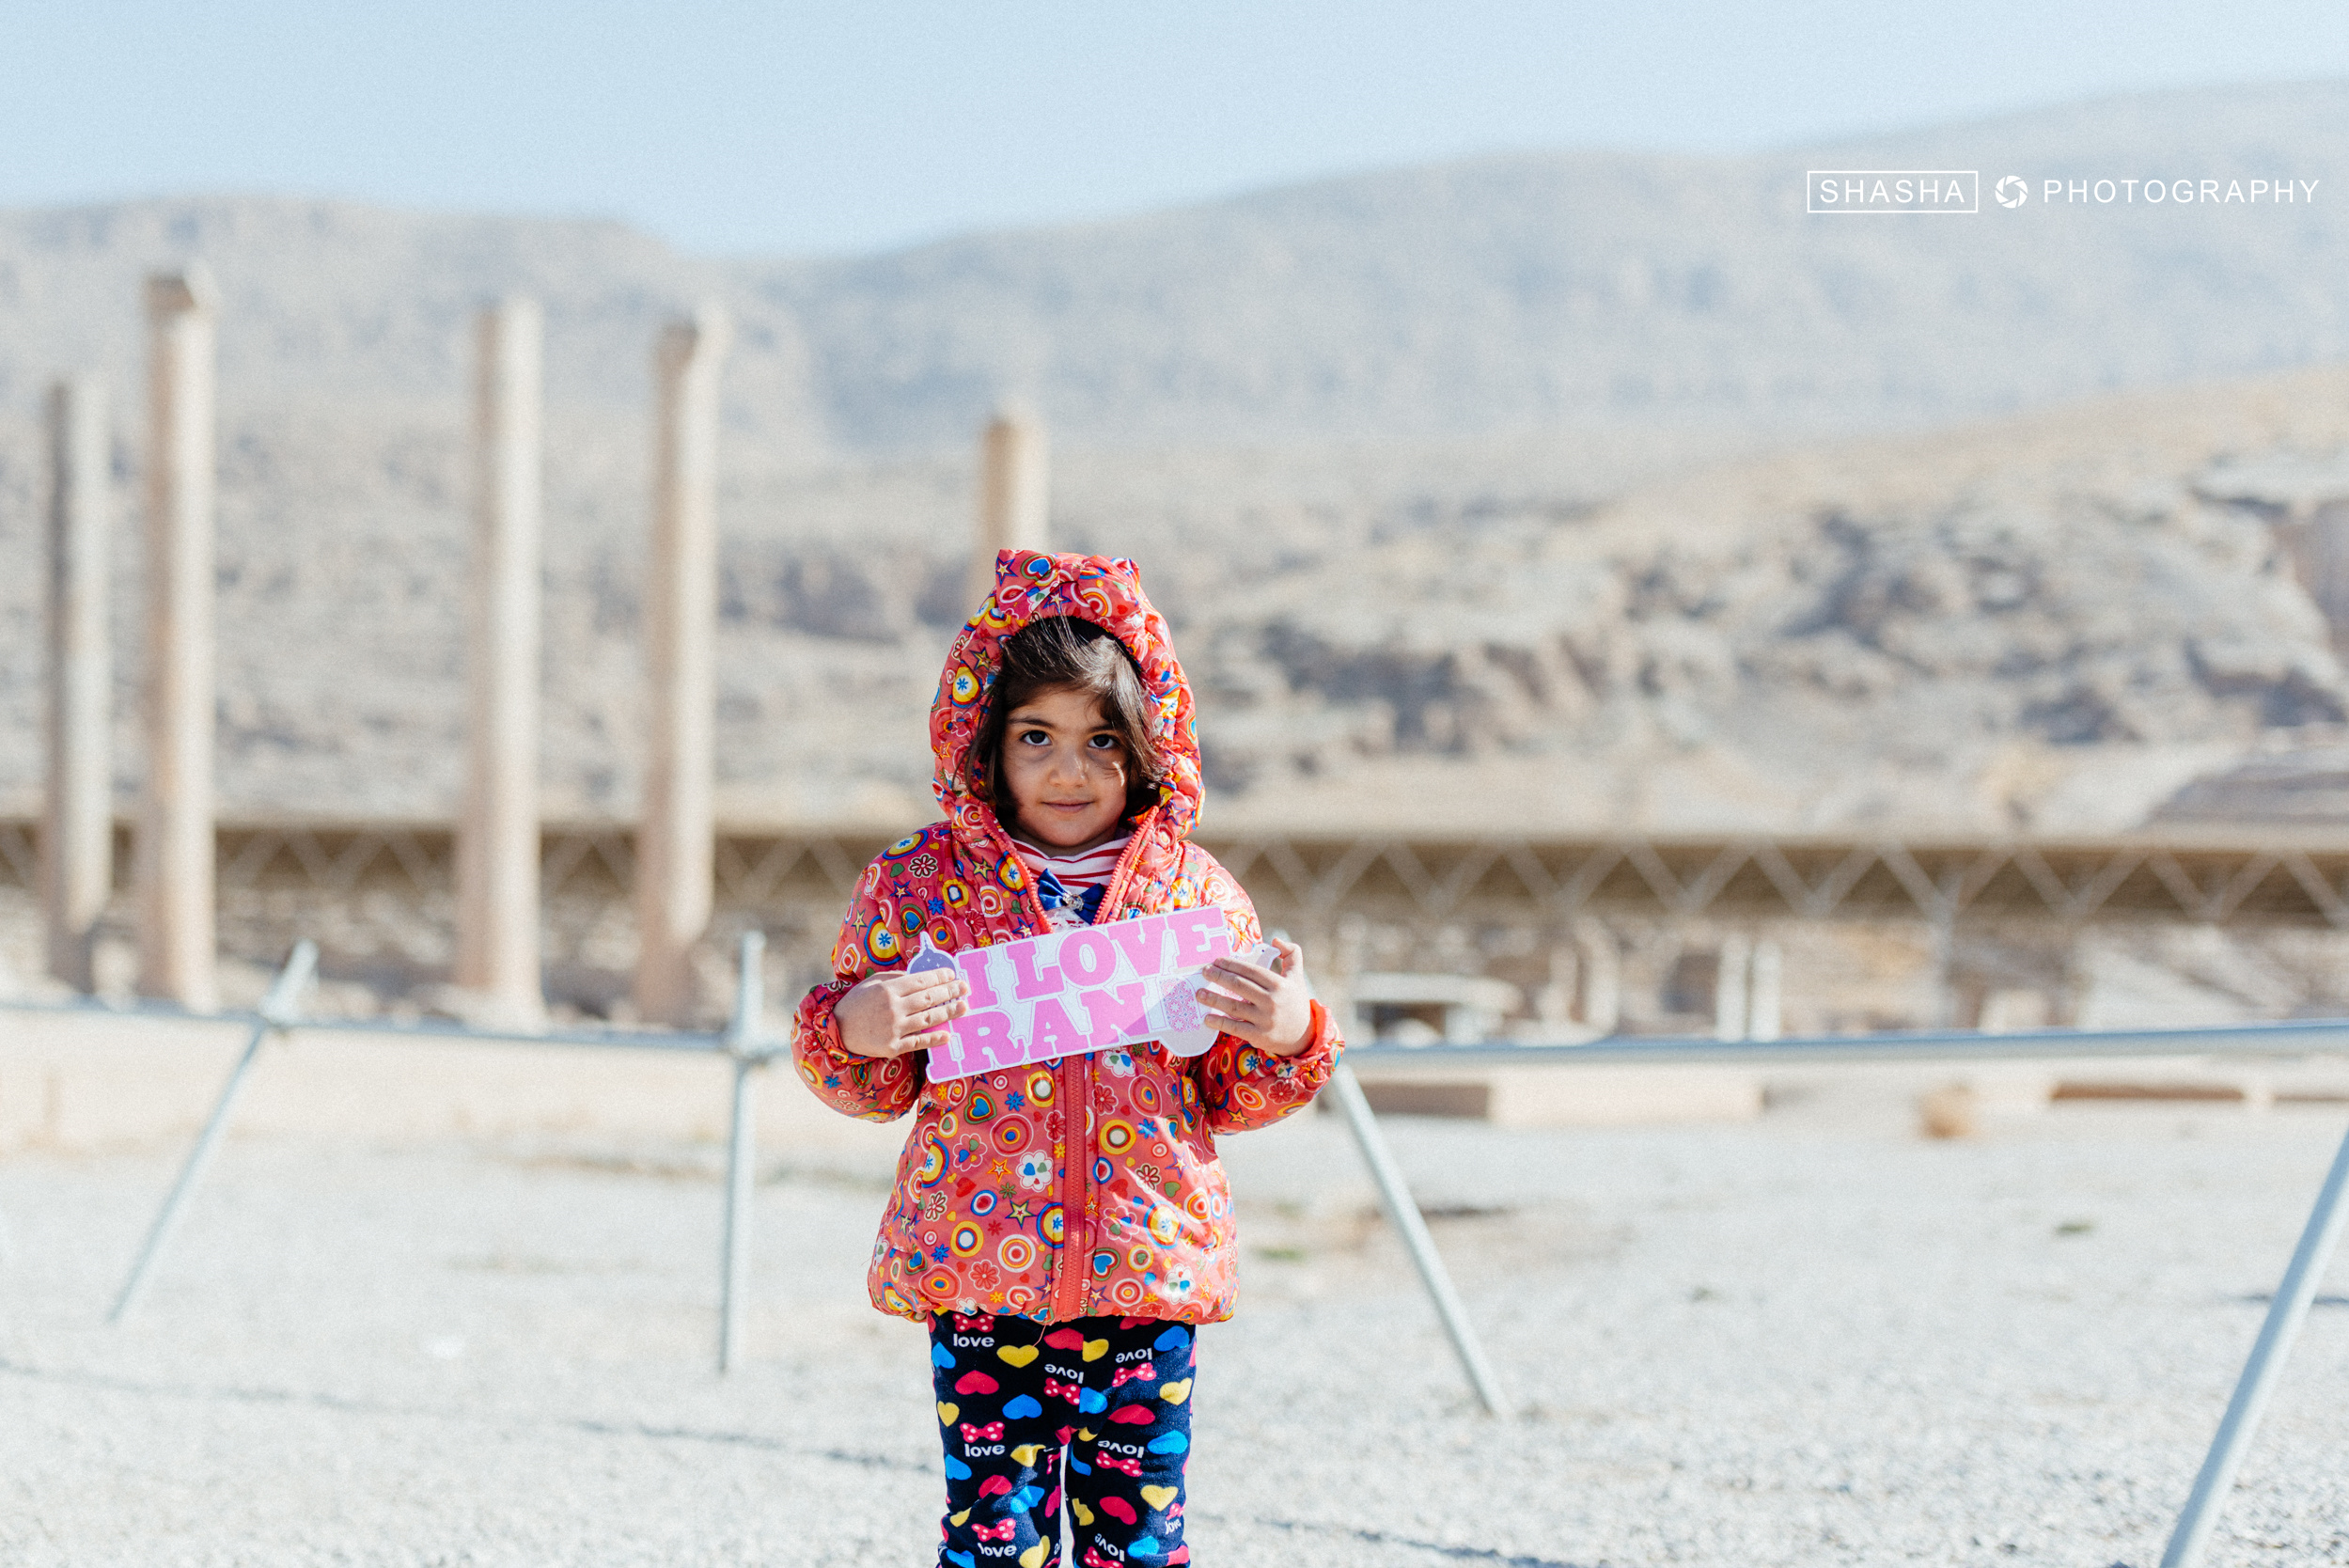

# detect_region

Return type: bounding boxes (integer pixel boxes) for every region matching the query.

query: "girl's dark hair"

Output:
[974,617,1166,823]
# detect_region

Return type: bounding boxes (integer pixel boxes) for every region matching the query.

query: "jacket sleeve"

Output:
[791,854,929,1123]
[1182,849,1344,1134]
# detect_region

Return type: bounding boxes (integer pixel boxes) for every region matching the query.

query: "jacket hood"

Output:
[932,550,1202,845]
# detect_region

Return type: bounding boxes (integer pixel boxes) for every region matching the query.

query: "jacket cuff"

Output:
[1262,997,1341,1080]
[792,984,884,1090]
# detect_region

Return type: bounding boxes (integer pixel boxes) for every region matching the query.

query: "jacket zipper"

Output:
[1043,810,1159,1323]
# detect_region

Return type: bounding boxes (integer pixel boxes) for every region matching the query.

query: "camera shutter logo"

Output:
[1995,176,2029,209]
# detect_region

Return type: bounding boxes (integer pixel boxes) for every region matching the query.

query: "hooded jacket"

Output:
[791,551,1343,1325]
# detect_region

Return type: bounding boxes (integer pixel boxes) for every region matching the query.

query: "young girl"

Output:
[792,552,1343,1568]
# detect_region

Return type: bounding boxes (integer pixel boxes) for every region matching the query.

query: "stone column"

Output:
[1574,917,1621,1034]
[966,402,1049,614]
[1714,933,1751,1042]
[1748,937,1784,1042]
[135,270,218,1011]
[1534,941,1578,1033]
[453,297,544,1021]
[43,377,112,992]
[633,305,729,1024]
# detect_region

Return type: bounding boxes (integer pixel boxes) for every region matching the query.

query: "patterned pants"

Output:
[928,1310,1195,1567]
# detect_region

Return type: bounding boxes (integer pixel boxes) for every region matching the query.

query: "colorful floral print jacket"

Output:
[791,551,1342,1325]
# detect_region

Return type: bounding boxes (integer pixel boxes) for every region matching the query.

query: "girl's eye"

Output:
[1088,734,1118,749]
[1017,729,1049,745]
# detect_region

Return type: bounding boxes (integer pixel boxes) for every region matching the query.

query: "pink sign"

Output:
[923,908,1237,1082]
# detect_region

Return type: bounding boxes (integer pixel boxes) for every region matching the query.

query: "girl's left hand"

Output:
[1198,936,1315,1057]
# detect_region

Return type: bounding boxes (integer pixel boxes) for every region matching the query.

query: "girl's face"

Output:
[999,686,1131,854]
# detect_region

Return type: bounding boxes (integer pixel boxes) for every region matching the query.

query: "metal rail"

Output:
[108,941,320,1323]
[2160,1121,2349,1568]
[0,995,734,1055]
[719,932,767,1375]
[1328,1062,1511,1416]
[1342,1017,2349,1067]
[1345,1019,2349,1559]
[24,967,2349,1545]
[84,933,780,1373]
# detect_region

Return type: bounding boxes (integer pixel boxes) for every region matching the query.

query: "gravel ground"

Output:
[4,1089,2347,1567]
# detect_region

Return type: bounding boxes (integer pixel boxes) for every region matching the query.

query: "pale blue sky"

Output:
[2,1,2344,257]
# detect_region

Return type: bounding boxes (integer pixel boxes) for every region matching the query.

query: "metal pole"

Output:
[718,930,765,1374]
[109,940,318,1323]
[2160,1117,2349,1568]
[720,1057,757,1374]
[1328,1061,1512,1416]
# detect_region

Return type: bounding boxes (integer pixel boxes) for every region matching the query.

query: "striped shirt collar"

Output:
[1011,834,1131,927]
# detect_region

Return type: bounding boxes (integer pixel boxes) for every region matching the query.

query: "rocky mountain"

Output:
[1,82,2347,831]
[1183,368,2349,836]
[4,83,2347,454]
[757,82,2349,450]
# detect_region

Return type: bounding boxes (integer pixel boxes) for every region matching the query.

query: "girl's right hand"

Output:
[835,968,970,1058]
